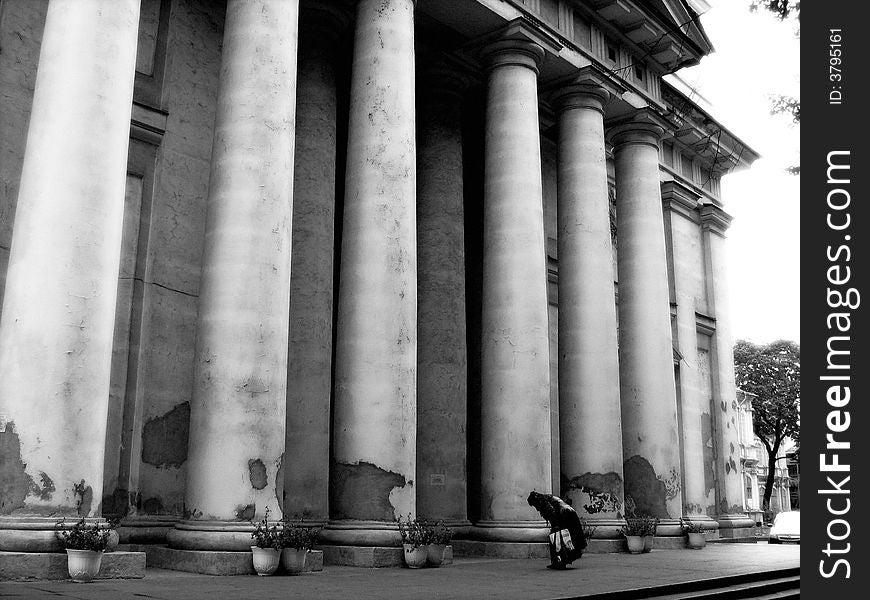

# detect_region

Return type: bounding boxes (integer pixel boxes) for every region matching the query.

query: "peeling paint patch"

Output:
[32,472,55,500]
[0,422,29,514]
[73,480,94,516]
[248,459,267,490]
[102,488,135,518]
[331,461,406,521]
[623,455,669,519]
[719,501,743,514]
[274,454,284,513]
[701,413,716,494]
[141,402,190,468]
[235,503,256,521]
[564,472,623,514]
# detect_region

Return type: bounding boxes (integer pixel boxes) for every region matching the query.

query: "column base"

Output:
[167,520,255,551]
[317,519,402,547]
[117,515,178,544]
[462,520,549,543]
[680,514,720,531]
[717,513,756,532]
[0,516,113,553]
[578,518,625,539]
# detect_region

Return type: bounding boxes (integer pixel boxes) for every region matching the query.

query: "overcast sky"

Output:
[673,1,801,345]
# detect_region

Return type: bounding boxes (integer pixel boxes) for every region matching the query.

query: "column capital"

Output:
[548,65,624,114]
[475,18,562,75]
[606,108,674,150]
[661,180,701,221]
[699,203,733,236]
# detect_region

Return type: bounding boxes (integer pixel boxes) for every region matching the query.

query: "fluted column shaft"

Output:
[0,0,140,552]
[170,0,299,551]
[327,0,416,547]
[701,205,753,531]
[284,3,346,524]
[553,85,624,525]
[416,70,469,525]
[610,119,683,524]
[477,40,552,541]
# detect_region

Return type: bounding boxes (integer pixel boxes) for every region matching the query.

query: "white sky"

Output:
[673,1,800,345]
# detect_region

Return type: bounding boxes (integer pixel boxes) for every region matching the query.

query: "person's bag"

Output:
[549,529,574,551]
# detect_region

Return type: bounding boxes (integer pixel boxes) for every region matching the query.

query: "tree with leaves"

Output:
[733,339,800,512]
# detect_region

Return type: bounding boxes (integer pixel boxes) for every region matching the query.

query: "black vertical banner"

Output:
[802,1,868,597]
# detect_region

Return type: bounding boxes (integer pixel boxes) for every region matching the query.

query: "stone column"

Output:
[0,0,140,552]
[476,36,552,542]
[661,182,716,527]
[416,67,469,526]
[700,204,755,534]
[551,73,624,533]
[283,2,348,525]
[608,112,683,529]
[326,0,416,547]
[168,0,299,551]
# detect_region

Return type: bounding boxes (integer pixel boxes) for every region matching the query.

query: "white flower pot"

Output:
[281,547,308,574]
[625,535,644,554]
[251,546,280,576]
[427,543,445,567]
[66,549,103,582]
[687,532,706,549]
[403,543,428,568]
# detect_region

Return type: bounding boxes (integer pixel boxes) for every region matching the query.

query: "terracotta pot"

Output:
[687,532,706,549]
[403,543,428,568]
[251,546,280,576]
[281,547,308,574]
[427,543,445,567]
[66,549,103,582]
[642,535,654,553]
[625,535,644,554]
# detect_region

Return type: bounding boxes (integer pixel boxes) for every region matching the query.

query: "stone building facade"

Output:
[0,0,758,557]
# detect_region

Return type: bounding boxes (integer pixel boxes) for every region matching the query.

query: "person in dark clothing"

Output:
[527,490,587,569]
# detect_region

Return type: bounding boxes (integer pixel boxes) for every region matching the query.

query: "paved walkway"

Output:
[1,543,799,600]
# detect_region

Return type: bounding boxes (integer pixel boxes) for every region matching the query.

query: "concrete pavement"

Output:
[0,543,799,599]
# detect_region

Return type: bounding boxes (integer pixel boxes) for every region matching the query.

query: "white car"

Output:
[768,510,800,544]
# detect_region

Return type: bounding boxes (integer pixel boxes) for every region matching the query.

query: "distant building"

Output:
[0,0,759,562]
[736,390,792,524]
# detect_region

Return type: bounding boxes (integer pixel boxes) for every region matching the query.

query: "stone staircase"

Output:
[549,567,800,599]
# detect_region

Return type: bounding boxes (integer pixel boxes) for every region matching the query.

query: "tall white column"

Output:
[609,112,683,528]
[416,67,469,526]
[0,0,140,552]
[326,0,417,547]
[283,2,348,525]
[701,204,755,533]
[552,74,624,532]
[168,0,299,551]
[477,36,552,542]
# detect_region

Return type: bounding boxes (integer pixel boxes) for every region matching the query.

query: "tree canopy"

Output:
[733,339,800,511]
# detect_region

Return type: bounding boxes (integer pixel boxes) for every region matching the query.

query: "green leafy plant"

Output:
[251,507,283,549]
[619,518,647,537]
[396,514,432,549]
[430,520,453,545]
[54,517,113,552]
[681,519,704,534]
[281,518,321,550]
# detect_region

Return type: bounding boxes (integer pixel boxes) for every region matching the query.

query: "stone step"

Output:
[0,550,146,581]
[135,545,324,575]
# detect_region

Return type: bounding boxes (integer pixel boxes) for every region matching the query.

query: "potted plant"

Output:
[619,518,647,554]
[426,520,453,567]
[682,519,706,549]
[250,507,283,576]
[54,517,114,582]
[281,518,321,575]
[638,515,659,553]
[397,514,430,568]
